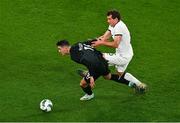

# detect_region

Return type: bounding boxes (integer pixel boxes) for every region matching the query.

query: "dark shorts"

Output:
[83,53,110,83]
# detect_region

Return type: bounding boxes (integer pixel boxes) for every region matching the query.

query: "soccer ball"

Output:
[40,99,53,112]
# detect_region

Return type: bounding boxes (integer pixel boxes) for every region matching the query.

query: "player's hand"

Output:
[92,39,103,47]
[89,77,95,89]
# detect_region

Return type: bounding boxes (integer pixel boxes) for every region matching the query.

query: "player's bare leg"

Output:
[77,69,147,93]
[116,71,147,93]
[80,78,94,101]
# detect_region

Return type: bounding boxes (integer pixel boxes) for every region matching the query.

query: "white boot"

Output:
[80,93,94,101]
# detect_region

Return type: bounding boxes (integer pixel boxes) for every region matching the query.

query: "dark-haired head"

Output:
[107,9,121,21]
[56,40,70,56]
[106,9,121,27]
[56,40,70,47]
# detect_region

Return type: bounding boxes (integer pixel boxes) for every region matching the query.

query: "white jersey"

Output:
[108,21,133,58]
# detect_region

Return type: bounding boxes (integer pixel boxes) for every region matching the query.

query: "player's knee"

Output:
[103,73,111,80]
[80,79,87,88]
[117,72,124,77]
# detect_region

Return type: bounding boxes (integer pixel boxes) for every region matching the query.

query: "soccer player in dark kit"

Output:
[56,39,145,101]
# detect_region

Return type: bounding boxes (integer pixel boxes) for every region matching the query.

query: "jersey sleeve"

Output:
[114,24,123,36]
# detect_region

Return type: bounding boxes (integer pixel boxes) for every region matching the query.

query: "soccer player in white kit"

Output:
[92,10,147,92]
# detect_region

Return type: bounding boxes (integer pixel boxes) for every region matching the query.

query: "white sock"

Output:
[124,73,141,86]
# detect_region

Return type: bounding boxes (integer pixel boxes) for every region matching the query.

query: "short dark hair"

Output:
[107,10,121,20]
[56,40,70,47]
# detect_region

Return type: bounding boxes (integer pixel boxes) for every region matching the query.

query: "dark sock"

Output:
[111,73,129,85]
[81,85,92,95]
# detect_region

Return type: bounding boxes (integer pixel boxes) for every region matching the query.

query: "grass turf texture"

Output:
[0,0,180,121]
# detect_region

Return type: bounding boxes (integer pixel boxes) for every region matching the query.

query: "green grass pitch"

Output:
[0,0,179,121]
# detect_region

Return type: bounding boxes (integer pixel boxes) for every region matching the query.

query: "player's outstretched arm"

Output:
[92,35,121,48]
[98,30,111,41]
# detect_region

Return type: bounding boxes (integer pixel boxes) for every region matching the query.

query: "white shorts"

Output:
[104,53,132,72]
